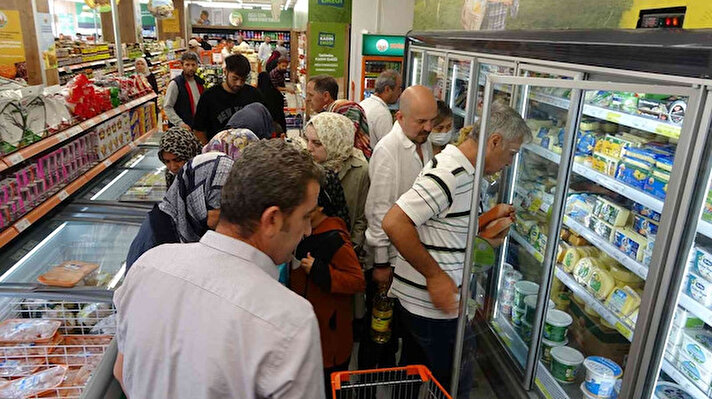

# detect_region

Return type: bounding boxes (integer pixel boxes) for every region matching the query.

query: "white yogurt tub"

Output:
[544,309,573,342]
[514,281,539,309]
[654,382,694,399]
[541,337,568,365]
[550,346,584,384]
[583,356,623,398]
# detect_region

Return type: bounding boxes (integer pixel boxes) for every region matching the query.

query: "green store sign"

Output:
[362,34,405,57]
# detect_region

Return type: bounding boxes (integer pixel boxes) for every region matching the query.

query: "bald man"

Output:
[359,85,437,369]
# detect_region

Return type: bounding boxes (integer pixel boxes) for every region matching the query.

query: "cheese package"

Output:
[576,131,603,156]
[567,233,589,247]
[695,246,712,283]
[681,329,712,369]
[516,217,538,237]
[37,261,100,288]
[616,161,650,190]
[587,267,616,300]
[589,216,616,242]
[656,156,674,173]
[598,135,642,159]
[632,202,662,223]
[574,257,600,286]
[592,153,619,177]
[644,169,669,200]
[625,147,669,165]
[562,246,599,273]
[602,122,618,134]
[580,119,600,131]
[609,264,644,288]
[613,228,647,262]
[673,308,704,329]
[557,241,569,264]
[534,231,548,253]
[632,214,659,238]
[529,224,542,246]
[677,351,712,392]
[605,286,641,317]
[688,273,712,308]
[598,253,619,269]
[593,197,631,227]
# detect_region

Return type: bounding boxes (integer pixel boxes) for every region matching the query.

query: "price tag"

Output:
[614,321,633,340]
[5,153,24,166]
[606,112,622,123]
[15,218,31,232]
[57,190,69,201]
[100,113,109,122]
[655,124,680,139]
[103,159,112,168]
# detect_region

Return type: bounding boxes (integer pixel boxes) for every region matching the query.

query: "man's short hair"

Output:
[468,101,532,143]
[224,54,251,78]
[181,52,199,63]
[220,139,323,236]
[200,10,209,16]
[278,57,289,64]
[308,75,338,100]
[374,70,400,94]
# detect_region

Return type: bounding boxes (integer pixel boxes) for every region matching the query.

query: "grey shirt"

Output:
[115,230,325,399]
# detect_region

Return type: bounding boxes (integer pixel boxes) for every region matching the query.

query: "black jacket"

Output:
[171,73,205,128]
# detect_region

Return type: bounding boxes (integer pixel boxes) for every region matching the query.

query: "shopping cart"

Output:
[331,365,452,399]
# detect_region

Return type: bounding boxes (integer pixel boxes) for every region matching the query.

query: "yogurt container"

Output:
[544,309,573,342]
[524,295,555,324]
[653,382,694,399]
[583,356,623,398]
[512,306,526,326]
[541,337,568,365]
[500,288,515,303]
[550,346,584,384]
[514,281,539,309]
[503,269,522,291]
[520,320,533,343]
[500,302,513,317]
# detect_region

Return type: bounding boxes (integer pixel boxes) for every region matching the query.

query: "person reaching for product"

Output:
[381,101,531,397]
[157,126,203,188]
[226,101,275,139]
[114,140,326,399]
[289,170,365,397]
[125,152,233,269]
[429,100,454,155]
[192,54,265,144]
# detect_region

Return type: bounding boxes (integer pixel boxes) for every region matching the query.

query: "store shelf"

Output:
[554,266,634,341]
[698,220,712,240]
[192,25,291,32]
[563,216,649,280]
[522,144,665,213]
[679,293,712,327]
[510,230,545,263]
[0,93,157,172]
[0,127,158,249]
[528,90,682,139]
[661,359,710,399]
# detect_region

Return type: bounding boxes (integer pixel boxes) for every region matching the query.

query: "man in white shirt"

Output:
[113,140,326,399]
[382,102,531,397]
[221,38,235,60]
[258,35,273,65]
[236,35,251,50]
[359,85,436,369]
[163,52,204,130]
[360,70,402,149]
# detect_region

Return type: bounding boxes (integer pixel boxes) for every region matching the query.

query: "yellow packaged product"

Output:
[609,264,643,286]
[553,291,571,311]
[567,234,589,247]
[574,257,600,286]
[562,247,581,273]
[557,242,569,264]
[599,318,616,332]
[605,286,641,317]
[588,267,616,300]
[598,253,618,269]
[577,246,600,258]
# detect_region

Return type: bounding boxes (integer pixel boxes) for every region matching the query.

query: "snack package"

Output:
[0,357,43,378]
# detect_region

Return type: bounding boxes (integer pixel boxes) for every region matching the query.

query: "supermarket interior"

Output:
[2,0,712,398]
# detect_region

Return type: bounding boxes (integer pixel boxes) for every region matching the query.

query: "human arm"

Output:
[163,81,188,128]
[372,109,394,145]
[113,352,127,396]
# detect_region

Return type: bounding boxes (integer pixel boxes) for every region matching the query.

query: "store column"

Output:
[100,0,137,44]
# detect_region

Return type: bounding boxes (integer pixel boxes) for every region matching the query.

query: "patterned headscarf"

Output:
[306,112,356,172]
[158,153,234,243]
[202,128,260,160]
[319,169,351,227]
[327,100,372,159]
[159,127,203,188]
[226,103,274,139]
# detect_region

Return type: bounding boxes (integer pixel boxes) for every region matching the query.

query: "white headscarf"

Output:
[135,57,150,77]
[306,112,365,172]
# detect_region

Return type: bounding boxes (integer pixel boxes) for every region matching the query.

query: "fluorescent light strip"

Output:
[108,263,126,290]
[91,170,130,200]
[0,222,68,282]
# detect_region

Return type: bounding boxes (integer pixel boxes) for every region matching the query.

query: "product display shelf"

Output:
[562,216,649,280]
[0,93,157,172]
[523,143,665,213]
[0,127,158,249]
[59,48,184,74]
[678,293,712,327]
[697,221,712,241]
[554,266,635,341]
[528,91,682,139]
[510,230,545,263]
[661,359,710,399]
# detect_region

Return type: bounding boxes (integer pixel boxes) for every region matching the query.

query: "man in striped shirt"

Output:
[382,102,531,396]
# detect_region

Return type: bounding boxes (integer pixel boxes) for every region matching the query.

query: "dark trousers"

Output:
[357,268,398,369]
[397,301,476,399]
[325,356,350,398]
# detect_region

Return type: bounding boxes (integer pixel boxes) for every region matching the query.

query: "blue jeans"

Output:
[397,301,476,399]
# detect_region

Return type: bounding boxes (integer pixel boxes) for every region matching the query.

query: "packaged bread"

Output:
[38,261,99,288]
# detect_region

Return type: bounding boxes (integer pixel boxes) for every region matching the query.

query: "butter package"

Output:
[644,168,669,200]
[655,156,674,173]
[613,228,647,262]
[605,286,641,317]
[632,202,661,222]
[593,197,630,227]
[588,215,616,242]
[616,161,650,189]
[592,153,619,177]
[576,131,603,156]
[597,135,641,159]
[624,146,670,165]
[632,214,659,238]
[681,329,712,369]
[689,273,712,308]
[696,246,712,283]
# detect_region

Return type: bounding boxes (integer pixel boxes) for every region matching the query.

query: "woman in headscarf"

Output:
[158,126,203,188]
[290,168,365,396]
[202,128,260,160]
[135,57,158,94]
[257,71,287,133]
[304,112,369,254]
[226,102,274,139]
[125,153,234,269]
[327,99,372,159]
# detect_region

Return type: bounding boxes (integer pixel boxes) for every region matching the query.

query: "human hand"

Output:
[480,216,514,248]
[300,253,315,274]
[426,272,458,315]
[372,266,393,288]
[479,203,515,229]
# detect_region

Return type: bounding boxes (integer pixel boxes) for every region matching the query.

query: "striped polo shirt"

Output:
[390,144,477,319]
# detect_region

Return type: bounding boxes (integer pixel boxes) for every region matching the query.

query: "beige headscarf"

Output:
[306,112,365,172]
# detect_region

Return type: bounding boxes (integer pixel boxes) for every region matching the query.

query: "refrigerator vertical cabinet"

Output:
[408,49,424,87]
[474,59,516,118]
[458,74,702,398]
[424,52,448,101]
[446,55,476,132]
[361,56,403,100]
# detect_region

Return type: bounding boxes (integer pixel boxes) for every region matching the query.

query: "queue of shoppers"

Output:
[117,63,530,398]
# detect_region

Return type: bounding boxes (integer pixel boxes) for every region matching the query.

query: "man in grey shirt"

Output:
[163,52,204,130]
[114,140,326,399]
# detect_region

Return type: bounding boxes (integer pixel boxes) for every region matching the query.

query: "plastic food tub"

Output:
[550,346,584,384]
[544,309,573,342]
[583,356,623,398]
[514,281,539,309]
[542,337,568,365]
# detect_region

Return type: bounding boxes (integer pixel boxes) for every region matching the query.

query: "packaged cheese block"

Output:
[695,246,712,283]
[598,253,619,269]
[632,214,659,238]
[605,286,641,317]
[632,202,662,223]
[557,241,570,264]
[589,216,616,242]
[592,153,620,177]
[567,233,589,247]
[613,229,648,262]
[562,247,581,273]
[580,120,600,131]
[37,261,99,288]
[560,228,571,242]
[588,267,616,300]
[602,122,618,133]
[593,197,631,227]
[609,264,643,285]
[689,273,712,308]
[616,161,650,190]
[574,257,600,286]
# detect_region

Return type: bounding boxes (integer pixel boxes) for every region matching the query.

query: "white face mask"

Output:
[429,130,453,146]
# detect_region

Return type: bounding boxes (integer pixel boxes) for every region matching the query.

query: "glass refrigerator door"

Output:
[424,52,448,101]
[446,56,475,132]
[474,59,516,118]
[469,74,699,398]
[409,50,424,87]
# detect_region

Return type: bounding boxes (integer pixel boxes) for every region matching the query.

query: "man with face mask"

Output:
[193,54,265,144]
[429,100,454,155]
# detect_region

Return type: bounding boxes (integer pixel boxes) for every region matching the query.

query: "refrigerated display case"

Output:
[360,34,405,101]
[403,30,712,399]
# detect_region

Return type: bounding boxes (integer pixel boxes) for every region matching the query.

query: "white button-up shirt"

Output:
[365,121,433,264]
[258,42,273,62]
[115,231,325,399]
[360,95,394,149]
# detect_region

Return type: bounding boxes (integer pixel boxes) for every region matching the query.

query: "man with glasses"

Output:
[193,54,265,144]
